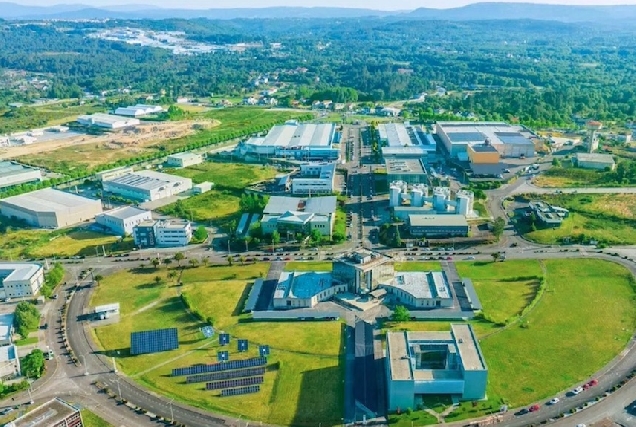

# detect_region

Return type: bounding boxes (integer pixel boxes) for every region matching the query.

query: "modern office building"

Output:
[7,398,84,427]
[114,104,163,117]
[240,123,340,161]
[261,195,337,238]
[529,201,569,227]
[407,215,470,238]
[0,263,45,299]
[332,250,393,294]
[386,324,488,410]
[133,220,192,247]
[166,152,203,168]
[291,162,336,195]
[436,122,535,160]
[381,271,453,309]
[102,170,192,202]
[77,113,140,129]
[0,161,42,188]
[95,206,152,236]
[273,271,347,309]
[378,123,437,162]
[0,188,103,229]
[573,153,616,171]
[0,313,14,346]
[386,159,428,185]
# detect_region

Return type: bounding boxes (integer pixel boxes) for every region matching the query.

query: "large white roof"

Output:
[0,263,42,283]
[105,170,188,191]
[250,124,334,149]
[390,271,451,300]
[0,188,100,213]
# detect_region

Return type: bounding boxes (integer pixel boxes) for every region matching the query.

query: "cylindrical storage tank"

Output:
[433,188,448,212]
[456,194,469,215]
[411,188,424,207]
[390,185,401,207]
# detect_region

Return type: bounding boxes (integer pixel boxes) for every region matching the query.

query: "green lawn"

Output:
[525,212,636,245]
[284,261,332,271]
[385,259,636,420]
[394,261,443,272]
[91,263,344,427]
[14,337,38,346]
[80,409,113,427]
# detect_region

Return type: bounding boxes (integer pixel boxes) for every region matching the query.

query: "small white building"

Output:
[77,113,140,129]
[0,161,42,189]
[114,104,163,117]
[166,152,203,168]
[193,182,214,194]
[0,345,20,379]
[93,303,120,320]
[156,220,192,247]
[95,206,152,236]
[381,271,453,309]
[0,263,45,299]
[0,314,14,346]
[95,166,134,183]
[573,153,616,171]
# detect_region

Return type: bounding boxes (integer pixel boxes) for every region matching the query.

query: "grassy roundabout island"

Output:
[90,258,636,426]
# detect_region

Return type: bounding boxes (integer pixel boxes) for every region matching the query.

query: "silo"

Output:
[390,183,402,207]
[456,190,474,215]
[433,187,450,212]
[411,188,424,207]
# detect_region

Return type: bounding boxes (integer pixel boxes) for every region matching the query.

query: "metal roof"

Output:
[256,123,335,148]
[0,161,39,179]
[452,324,486,371]
[98,206,149,220]
[8,398,79,427]
[0,263,42,283]
[574,153,615,163]
[438,122,532,146]
[390,271,451,300]
[0,188,100,214]
[105,170,189,191]
[264,196,336,215]
[408,214,468,227]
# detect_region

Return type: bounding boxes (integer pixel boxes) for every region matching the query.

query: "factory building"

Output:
[0,263,45,299]
[261,195,337,238]
[166,152,203,168]
[133,220,192,248]
[380,271,453,309]
[273,271,347,309]
[386,159,428,185]
[379,123,437,163]
[114,104,163,117]
[390,182,475,219]
[407,215,470,238]
[466,142,505,176]
[0,161,42,189]
[95,206,152,236]
[77,113,140,129]
[94,166,134,182]
[239,123,340,161]
[7,398,84,427]
[386,324,488,410]
[0,188,103,229]
[102,170,192,202]
[436,122,535,160]
[291,162,336,195]
[573,153,616,171]
[332,250,393,294]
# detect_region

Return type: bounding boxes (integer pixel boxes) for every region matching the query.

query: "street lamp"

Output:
[80,355,89,376]
[169,398,174,423]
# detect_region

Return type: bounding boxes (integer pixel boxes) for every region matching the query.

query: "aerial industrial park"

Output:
[0,10,636,427]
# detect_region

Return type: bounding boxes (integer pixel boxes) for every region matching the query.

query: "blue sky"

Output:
[17,0,636,9]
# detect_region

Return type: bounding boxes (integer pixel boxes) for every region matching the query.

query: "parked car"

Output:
[529,404,540,412]
[514,408,529,416]
[548,397,560,405]
[571,386,584,395]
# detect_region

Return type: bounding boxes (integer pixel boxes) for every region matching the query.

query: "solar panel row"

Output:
[221,385,260,397]
[186,367,266,384]
[172,357,267,377]
[206,376,264,390]
[130,328,179,355]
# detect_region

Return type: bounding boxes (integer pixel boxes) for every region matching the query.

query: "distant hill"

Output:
[0,2,635,23]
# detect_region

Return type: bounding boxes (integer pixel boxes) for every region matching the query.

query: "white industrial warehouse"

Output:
[77,113,140,129]
[166,152,203,168]
[114,104,163,117]
[239,123,340,161]
[0,161,42,189]
[435,121,535,159]
[0,188,103,229]
[379,123,437,162]
[95,206,152,236]
[0,263,45,299]
[102,170,192,202]
[261,195,337,238]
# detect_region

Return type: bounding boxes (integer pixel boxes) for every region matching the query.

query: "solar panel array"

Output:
[172,357,267,377]
[206,376,264,390]
[259,345,270,357]
[186,367,266,384]
[219,333,230,346]
[130,328,179,355]
[221,385,261,397]
[217,351,229,362]
[201,326,215,338]
[238,339,248,352]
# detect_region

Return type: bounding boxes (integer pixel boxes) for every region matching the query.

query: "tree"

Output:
[21,349,45,379]
[491,252,501,263]
[154,276,163,285]
[192,226,208,243]
[271,231,281,247]
[492,217,506,240]
[239,255,245,265]
[151,258,161,269]
[188,258,199,268]
[552,158,561,167]
[227,256,233,266]
[93,274,103,286]
[310,228,322,243]
[164,258,173,267]
[392,305,410,322]
[14,302,40,338]
[174,252,185,267]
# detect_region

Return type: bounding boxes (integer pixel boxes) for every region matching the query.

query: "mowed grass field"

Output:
[159,163,278,223]
[91,263,344,426]
[0,225,133,260]
[80,409,113,427]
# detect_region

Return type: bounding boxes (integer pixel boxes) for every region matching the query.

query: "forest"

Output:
[1,18,636,125]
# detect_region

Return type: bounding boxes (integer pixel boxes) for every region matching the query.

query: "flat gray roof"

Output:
[0,161,39,178]
[8,398,79,427]
[408,214,469,227]
[437,122,533,146]
[168,152,201,160]
[264,195,336,215]
[105,170,188,191]
[452,324,486,371]
[574,153,615,163]
[0,313,14,342]
[98,206,149,220]
[386,159,427,175]
[251,123,335,149]
[390,271,451,300]
[0,263,42,283]
[0,188,100,214]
